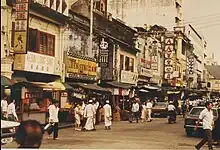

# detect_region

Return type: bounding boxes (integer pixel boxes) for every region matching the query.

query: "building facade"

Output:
[107,0,182,30]
[185,24,207,89]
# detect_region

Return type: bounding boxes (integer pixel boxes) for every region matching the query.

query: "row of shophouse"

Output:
[1,0,219,123]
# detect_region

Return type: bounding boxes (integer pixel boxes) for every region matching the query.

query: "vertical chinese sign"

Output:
[14,0,29,54]
[150,42,158,70]
[164,37,174,80]
[99,38,113,80]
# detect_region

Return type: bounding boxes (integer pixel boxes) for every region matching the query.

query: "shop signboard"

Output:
[121,70,138,85]
[13,51,55,74]
[14,0,29,54]
[99,37,114,81]
[150,43,158,70]
[66,56,97,78]
[139,67,153,78]
[164,37,174,80]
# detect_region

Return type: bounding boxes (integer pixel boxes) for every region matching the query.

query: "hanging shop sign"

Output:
[187,54,194,75]
[150,43,158,70]
[164,37,174,80]
[121,70,138,85]
[99,38,109,68]
[99,38,114,81]
[13,51,55,74]
[140,58,151,69]
[14,0,29,54]
[66,56,97,78]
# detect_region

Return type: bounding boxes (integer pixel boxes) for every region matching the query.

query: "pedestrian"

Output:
[1,96,8,120]
[103,100,112,130]
[146,100,153,122]
[83,100,96,131]
[7,99,18,122]
[141,102,147,122]
[15,120,43,148]
[74,103,82,131]
[131,100,140,123]
[46,99,59,140]
[194,102,214,150]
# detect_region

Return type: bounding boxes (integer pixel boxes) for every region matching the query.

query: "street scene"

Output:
[1,117,216,149]
[1,0,220,149]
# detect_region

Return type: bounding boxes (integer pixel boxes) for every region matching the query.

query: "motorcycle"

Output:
[167,110,176,124]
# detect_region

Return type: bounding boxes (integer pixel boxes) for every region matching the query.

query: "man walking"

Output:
[146,100,153,122]
[83,100,96,131]
[103,100,112,130]
[7,100,18,121]
[1,96,8,120]
[47,99,59,140]
[131,100,140,123]
[194,102,214,150]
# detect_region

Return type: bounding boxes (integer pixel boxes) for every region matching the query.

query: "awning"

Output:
[106,81,134,89]
[138,85,160,90]
[12,76,28,83]
[48,82,73,90]
[139,89,149,93]
[69,83,111,93]
[1,76,14,87]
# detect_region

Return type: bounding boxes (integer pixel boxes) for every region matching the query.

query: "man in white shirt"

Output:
[1,97,8,119]
[194,102,214,150]
[167,101,176,123]
[103,100,112,130]
[7,100,18,121]
[131,101,140,123]
[83,100,96,131]
[146,100,153,122]
[47,99,59,140]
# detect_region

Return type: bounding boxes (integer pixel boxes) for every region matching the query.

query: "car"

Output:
[184,106,220,136]
[152,102,168,117]
[1,120,20,145]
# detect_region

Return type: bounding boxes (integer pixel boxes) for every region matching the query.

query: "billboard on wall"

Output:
[14,0,29,54]
[99,38,114,81]
[164,37,174,80]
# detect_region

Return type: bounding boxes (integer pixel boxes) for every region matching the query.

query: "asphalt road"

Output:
[2,116,216,149]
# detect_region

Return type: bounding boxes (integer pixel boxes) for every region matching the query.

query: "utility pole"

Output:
[89,0,94,57]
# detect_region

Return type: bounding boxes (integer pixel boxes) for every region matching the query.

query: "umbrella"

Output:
[139,89,149,93]
[1,76,14,86]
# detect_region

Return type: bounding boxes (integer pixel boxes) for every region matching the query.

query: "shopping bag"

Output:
[44,123,54,135]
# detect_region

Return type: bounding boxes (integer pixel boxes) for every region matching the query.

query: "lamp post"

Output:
[89,0,94,57]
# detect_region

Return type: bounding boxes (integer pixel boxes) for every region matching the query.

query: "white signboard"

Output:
[14,51,55,74]
[25,52,55,74]
[121,70,138,85]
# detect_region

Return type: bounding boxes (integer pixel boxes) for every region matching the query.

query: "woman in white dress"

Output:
[74,104,81,131]
[141,102,147,122]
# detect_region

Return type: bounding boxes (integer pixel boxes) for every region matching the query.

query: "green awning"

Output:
[1,76,14,87]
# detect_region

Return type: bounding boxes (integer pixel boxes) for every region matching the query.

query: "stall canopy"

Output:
[1,76,14,86]
[105,81,134,89]
[31,82,73,91]
[69,83,111,93]
[139,89,149,93]
[138,85,160,90]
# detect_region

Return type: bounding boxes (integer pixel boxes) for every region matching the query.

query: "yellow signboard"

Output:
[67,57,97,77]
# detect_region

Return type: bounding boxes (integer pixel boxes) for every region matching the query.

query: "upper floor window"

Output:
[124,56,134,72]
[29,28,55,56]
[120,55,124,70]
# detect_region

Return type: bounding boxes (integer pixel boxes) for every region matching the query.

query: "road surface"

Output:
[2,116,214,149]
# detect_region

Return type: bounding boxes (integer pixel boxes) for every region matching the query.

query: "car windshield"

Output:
[189,107,218,117]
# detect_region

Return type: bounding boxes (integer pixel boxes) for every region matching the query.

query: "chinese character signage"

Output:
[187,54,194,75]
[99,37,114,81]
[164,37,174,80]
[14,0,29,54]
[150,43,158,70]
[99,38,109,68]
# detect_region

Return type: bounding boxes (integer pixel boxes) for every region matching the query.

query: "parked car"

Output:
[184,106,220,136]
[1,120,20,145]
[152,102,168,117]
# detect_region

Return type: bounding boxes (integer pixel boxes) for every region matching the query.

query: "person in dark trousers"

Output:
[194,102,214,150]
[47,99,60,140]
[15,120,43,148]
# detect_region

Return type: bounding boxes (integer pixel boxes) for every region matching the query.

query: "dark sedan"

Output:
[184,106,220,136]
